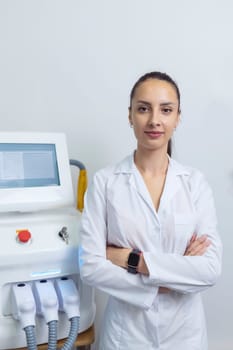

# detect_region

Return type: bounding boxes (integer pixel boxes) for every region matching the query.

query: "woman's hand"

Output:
[159,233,211,294]
[184,233,211,256]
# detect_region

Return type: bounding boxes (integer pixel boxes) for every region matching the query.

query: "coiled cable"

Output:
[61,317,80,350]
[48,320,58,350]
[24,325,37,350]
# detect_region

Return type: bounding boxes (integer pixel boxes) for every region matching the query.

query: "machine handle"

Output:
[69,159,88,212]
[77,169,87,212]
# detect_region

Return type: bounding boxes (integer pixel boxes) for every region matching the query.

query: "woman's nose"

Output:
[148,110,161,127]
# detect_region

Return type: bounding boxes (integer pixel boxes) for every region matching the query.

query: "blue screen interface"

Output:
[0,143,60,188]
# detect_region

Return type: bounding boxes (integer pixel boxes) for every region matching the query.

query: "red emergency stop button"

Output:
[18,230,31,243]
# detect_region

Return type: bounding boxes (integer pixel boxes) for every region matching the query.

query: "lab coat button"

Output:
[18,230,31,243]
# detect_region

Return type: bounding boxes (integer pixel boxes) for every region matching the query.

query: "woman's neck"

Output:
[134,147,169,176]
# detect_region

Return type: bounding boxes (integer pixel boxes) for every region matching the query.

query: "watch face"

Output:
[128,252,140,267]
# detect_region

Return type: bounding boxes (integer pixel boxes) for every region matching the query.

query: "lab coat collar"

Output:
[114,153,191,218]
[114,152,191,176]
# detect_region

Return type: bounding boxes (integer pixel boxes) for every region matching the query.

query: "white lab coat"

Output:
[80,154,222,350]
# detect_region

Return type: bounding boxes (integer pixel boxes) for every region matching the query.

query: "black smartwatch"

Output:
[127,249,141,274]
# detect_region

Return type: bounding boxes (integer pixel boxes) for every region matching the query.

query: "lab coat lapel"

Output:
[115,154,158,219]
[128,169,158,219]
[114,154,157,217]
[158,158,190,213]
[158,165,180,213]
[128,157,184,217]
[114,154,190,219]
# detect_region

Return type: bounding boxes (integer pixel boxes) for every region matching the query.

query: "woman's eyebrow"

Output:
[136,100,177,106]
[136,100,151,105]
[160,102,177,106]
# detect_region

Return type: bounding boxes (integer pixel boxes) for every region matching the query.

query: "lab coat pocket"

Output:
[118,302,157,349]
[106,198,146,248]
[174,214,196,254]
[100,297,155,349]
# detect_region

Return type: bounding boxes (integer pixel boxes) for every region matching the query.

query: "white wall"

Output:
[0,1,232,349]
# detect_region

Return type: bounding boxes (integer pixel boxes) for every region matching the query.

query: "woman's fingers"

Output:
[188,240,210,256]
[190,233,197,244]
[185,234,211,256]
[184,233,197,254]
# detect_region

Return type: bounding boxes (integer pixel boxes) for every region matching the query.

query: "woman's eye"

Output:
[138,106,149,113]
[162,108,172,114]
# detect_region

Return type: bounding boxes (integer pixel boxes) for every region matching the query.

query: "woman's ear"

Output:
[128,107,133,127]
[175,111,181,129]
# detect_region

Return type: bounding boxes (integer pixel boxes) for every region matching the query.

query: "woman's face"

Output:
[129,79,180,153]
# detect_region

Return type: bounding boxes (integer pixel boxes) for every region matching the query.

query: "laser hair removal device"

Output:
[0,132,95,349]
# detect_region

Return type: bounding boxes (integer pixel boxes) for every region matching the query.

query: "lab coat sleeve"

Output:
[79,171,158,309]
[142,171,222,293]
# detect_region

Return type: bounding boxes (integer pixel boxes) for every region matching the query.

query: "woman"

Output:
[80,71,222,349]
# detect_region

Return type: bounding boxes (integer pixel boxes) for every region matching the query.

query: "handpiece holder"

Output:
[33,280,59,324]
[55,277,80,319]
[12,283,36,329]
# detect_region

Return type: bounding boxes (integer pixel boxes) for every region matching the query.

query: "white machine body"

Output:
[0,132,95,349]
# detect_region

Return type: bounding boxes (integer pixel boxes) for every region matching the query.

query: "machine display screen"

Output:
[0,143,60,188]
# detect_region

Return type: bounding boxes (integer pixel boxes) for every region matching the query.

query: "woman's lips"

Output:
[144,131,164,138]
